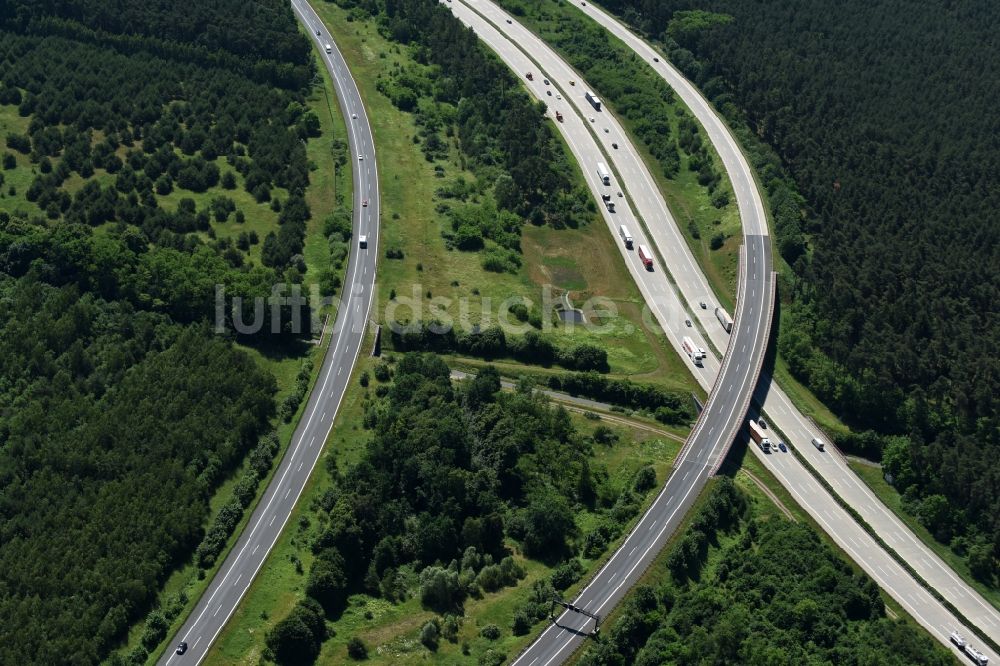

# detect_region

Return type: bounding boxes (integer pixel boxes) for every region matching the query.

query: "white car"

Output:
[589,116,595,123]
[359,235,368,248]
[604,127,610,133]
[352,113,357,119]
[556,94,562,100]
[358,153,363,160]
[949,632,966,648]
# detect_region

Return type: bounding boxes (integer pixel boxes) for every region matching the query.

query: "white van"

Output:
[324,44,332,54]
[359,235,368,249]
[619,225,633,249]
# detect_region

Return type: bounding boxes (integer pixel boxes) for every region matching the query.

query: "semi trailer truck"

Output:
[716,306,733,333]
[749,419,771,453]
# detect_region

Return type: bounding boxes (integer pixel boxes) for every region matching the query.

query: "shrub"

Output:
[480,624,501,641]
[346,637,368,660]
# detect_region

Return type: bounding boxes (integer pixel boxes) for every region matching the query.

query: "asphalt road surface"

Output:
[158,1,379,662]
[449,1,998,664]
[440,3,776,665]
[567,0,1000,656]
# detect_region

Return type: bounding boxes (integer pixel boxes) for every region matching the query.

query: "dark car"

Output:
[759,418,768,429]
[778,441,787,453]
[176,642,188,655]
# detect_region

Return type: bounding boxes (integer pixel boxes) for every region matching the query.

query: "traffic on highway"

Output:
[444,0,998,664]
[159,1,380,662]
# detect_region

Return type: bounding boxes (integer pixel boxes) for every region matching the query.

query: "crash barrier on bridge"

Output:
[707,266,778,474]
[672,244,747,469]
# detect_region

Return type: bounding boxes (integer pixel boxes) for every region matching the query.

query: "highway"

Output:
[158,1,379,662]
[440,2,775,665]
[567,0,1000,653]
[446,1,999,664]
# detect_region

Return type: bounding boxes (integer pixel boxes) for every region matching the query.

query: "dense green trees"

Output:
[0,278,275,664]
[0,1,327,662]
[269,356,657,661]
[579,480,952,665]
[599,0,1000,577]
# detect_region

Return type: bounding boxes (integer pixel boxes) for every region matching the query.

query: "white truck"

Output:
[715,306,733,333]
[965,645,989,666]
[585,90,602,111]
[618,225,633,249]
[811,437,825,452]
[748,420,771,453]
[596,162,611,185]
[682,337,704,367]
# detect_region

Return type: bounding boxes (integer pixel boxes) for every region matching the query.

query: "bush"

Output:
[480,624,501,641]
[550,559,583,591]
[419,566,465,612]
[265,599,326,666]
[709,232,725,250]
[346,637,368,660]
[420,620,439,649]
[633,465,657,493]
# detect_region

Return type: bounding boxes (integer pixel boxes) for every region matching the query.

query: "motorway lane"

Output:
[159,2,379,663]
[440,4,775,665]
[452,1,997,663]
[460,0,766,344]
[568,0,1000,649]
[442,0,722,381]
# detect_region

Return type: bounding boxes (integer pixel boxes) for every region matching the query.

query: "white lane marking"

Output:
[252,544,259,556]
[234,574,242,586]
[269,515,276,526]
[284,488,291,500]
[297,462,304,472]
[309,436,316,447]
[213,605,222,617]
[321,411,327,421]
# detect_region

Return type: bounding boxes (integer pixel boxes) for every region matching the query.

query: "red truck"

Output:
[638,244,653,270]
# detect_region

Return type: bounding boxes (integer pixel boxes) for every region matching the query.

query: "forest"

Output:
[578,480,953,665]
[264,356,661,663]
[597,0,1000,578]
[0,0,324,662]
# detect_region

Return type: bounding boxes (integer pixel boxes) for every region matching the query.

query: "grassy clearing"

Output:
[309,2,685,385]
[849,461,1000,611]
[0,104,36,216]
[494,0,742,309]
